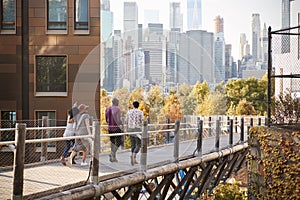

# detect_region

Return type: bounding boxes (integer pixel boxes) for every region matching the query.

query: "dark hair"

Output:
[68,107,79,119]
[133,101,139,108]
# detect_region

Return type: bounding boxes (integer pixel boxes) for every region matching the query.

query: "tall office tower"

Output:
[124,2,138,49]
[101,0,113,42]
[261,23,268,65]
[101,0,110,11]
[178,30,214,85]
[239,33,247,59]
[124,2,138,89]
[142,24,167,85]
[281,0,294,53]
[225,44,233,81]
[167,28,180,84]
[113,30,123,89]
[252,13,261,63]
[170,2,183,32]
[187,0,202,30]
[214,16,224,33]
[214,33,226,83]
[214,16,225,83]
[138,24,143,48]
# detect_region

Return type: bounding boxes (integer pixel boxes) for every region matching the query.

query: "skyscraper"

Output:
[214,16,225,83]
[281,0,294,53]
[252,13,261,63]
[123,2,138,49]
[214,16,224,33]
[239,33,247,59]
[187,0,202,30]
[170,2,183,32]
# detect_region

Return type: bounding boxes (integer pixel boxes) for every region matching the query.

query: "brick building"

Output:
[0,0,100,128]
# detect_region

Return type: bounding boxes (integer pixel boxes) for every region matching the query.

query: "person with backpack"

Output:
[68,104,91,167]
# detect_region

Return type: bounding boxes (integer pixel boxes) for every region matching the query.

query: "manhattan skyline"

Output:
[109,0,300,60]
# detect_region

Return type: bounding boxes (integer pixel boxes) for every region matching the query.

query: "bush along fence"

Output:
[248,126,300,199]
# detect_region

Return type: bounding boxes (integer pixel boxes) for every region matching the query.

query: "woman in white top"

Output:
[60,107,79,166]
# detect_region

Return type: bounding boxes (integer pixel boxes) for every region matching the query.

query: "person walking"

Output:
[68,104,91,167]
[105,98,123,162]
[125,101,144,165]
[60,106,79,166]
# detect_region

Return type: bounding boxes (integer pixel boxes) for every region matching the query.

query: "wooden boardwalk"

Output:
[0,133,245,200]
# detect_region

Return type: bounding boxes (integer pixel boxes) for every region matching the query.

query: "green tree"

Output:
[225,77,267,115]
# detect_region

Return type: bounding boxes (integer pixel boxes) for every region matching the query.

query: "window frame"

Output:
[34,55,68,97]
[46,0,68,34]
[0,0,16,34]
[73,0,89,35]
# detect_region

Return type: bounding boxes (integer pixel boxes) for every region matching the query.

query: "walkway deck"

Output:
[0,133,245,200]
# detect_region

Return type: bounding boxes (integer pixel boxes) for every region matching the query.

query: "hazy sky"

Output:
[110,0,300,60]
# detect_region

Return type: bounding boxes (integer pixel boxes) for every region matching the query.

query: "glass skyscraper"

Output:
[187,0,202,30]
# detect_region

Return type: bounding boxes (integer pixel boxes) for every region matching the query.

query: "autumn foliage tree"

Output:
[164,88,182,123]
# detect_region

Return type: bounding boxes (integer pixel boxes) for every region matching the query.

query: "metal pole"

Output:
[91,121,100,185]
[258,117,261,126]
[166,118,170,143]
[215,119,220,152]
[267,26,272,127]
[41,116,48,161]
[12,123,26,200]
[140,121,148,172]
[229,119,233,148]
[250,118,253,127]
[173,120,180,163]
[208,116,212,137]
[197,119,203,157]
[240,117,244,143]
[183,116,187,140]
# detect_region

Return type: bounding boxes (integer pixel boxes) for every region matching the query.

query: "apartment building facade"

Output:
[0,0,100,127]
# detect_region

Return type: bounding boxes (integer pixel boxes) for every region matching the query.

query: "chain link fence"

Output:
[268,25,300,125]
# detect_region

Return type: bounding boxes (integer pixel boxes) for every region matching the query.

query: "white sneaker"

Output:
[68,158,72,168]
[81,162,88,166]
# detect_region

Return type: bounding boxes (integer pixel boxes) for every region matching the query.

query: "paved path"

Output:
[0,133,246,200]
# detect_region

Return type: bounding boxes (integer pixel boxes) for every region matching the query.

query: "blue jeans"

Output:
[62,140,75,157]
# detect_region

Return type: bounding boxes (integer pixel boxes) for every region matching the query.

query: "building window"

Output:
[0,111,16,142]
[0,0,16,32]
[35,56,67,96]
[47,0,67,30]
[35,111,56,151]
[74,0,88,31]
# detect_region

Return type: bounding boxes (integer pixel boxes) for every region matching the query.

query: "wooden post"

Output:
[197,119,203,157]
[12,123,26,200]
[173,120,180,163]
[215,119,220,152]
[240,117,244,143]
[229,119,233,148]
[140,121,148,172]
[41,116,48,161]
[91,121,100,185]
